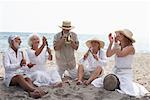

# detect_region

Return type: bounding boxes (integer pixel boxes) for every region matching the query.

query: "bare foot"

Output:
[37,87,48,96]
[74,78,78,81]
[83,80,90,86]
[29,89,41,99]
[63,80,72,86]
[53,82,63,88]
[76,80,83,85]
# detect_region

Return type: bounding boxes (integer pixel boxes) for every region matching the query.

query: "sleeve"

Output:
[53,34,58,47]
[24,49,30,64]
[3,52,20,71]
[73,32,79,44]
[26,48,37,61]
[78,51,90,66]
[78,58,84,65]
[43,48,48,62]
[98,49,107,67]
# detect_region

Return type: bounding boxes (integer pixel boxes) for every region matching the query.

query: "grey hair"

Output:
[8,35,19,46]
[28,34,40,47]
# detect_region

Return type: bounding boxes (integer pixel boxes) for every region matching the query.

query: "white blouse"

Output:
[79,49,107,71]
[27,48,48,71]
[27,48,62,86]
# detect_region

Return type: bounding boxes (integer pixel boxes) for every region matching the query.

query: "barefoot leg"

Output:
[10,75,35,92]
[76,64,84,85]
[25,77,48,96]
[10,75,42,98]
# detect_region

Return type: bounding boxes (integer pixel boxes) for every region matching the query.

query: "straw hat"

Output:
[59,21,74,30]
[103,74,120,91]
[86,37,105,48]
[115,29,135,43]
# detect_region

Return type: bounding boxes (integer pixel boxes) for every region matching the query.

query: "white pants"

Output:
[28,69,62,87]
[58,66,77,79]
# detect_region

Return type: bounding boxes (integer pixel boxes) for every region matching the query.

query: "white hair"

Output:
[28,33,40,47]
[8,35,19,46]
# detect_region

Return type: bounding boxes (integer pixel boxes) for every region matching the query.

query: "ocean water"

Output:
[0,32,149,53]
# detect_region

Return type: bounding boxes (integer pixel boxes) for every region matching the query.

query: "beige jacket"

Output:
[53,31,79,69]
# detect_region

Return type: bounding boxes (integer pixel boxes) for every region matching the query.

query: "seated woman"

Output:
[27,34,62,87]
[3,35,46,99]
[76,38,107,85]
[92,29,149,97]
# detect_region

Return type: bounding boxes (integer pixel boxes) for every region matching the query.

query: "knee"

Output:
[96,66,103,74]
[78,64,84,69]
[15,75,24,79]
[25,77,32,82]
[97,66,103,71]
[58,68,65,76]
[14,75,24,81]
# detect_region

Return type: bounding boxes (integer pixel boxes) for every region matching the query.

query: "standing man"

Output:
[53,21,79,79]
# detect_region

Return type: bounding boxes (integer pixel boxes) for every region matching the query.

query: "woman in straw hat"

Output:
[76,38,107,85]
[92,29,149,97]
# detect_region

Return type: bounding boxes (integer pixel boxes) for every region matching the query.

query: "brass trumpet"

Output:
[65,34,72,44]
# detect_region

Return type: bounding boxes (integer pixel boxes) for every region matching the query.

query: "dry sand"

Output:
[0,52,150,100]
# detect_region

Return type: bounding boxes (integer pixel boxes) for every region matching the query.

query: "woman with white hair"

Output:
[3,35,46,99]
[27,34,62,87]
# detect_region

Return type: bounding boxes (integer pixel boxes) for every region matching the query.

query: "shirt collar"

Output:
[8,47,21,54]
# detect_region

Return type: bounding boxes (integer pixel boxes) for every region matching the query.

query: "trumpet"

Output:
[65,34,72,44]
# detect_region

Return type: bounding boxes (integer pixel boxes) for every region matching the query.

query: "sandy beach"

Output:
[0,52,150,100]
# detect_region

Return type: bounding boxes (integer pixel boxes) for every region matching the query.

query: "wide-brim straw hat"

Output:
[103,74,120,91]
[85,37,105,48]
[59,21,74,30]
[115,29,135,43]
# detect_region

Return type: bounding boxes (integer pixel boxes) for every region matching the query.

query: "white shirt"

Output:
[79,49,107,71]
[3,47,30,86]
